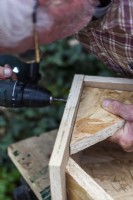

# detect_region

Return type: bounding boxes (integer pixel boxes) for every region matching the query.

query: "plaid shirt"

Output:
[77,0,133,78]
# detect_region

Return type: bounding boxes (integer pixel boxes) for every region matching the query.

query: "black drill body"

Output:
[0,80,52,108]
[0,56,55,108]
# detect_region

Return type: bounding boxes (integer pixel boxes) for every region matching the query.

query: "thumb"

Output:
[102,99,133,121]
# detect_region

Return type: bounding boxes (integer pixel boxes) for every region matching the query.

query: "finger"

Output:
[5,64,17,80]
[109,133,133,152]
[3,64,13,78]
[0,65,12,79]
[11,73,17,80]
[109,121,133,152]
[0,67,4,79]
[102,99,133,121]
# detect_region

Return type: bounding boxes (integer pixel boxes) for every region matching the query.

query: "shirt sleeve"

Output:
[77,0,133,78]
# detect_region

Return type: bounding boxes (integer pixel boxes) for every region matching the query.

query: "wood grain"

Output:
[84,76,133,91]
[8,129,57,200]
[78,141,133,200]
[70,87,133,154]
[66,157,113,200]
[49,76,133,200]
[49,75,84,200]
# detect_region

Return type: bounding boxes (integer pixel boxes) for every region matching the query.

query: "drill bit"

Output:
[53,98,67,102]
[34,30,40,63]
[32,1,40,64]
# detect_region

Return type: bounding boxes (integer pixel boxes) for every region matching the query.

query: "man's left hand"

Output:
[102,99,133,152]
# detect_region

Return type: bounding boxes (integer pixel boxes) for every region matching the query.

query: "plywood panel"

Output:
[66,173,92,200]
[8,129,57,200]
[66,157,113,200]
[79,141,133,200]
[70,87,133,154]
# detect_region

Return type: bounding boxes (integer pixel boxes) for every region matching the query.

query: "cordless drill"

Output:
[0,57,66,108]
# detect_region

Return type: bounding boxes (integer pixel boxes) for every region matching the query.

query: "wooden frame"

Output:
[49,75,133,200]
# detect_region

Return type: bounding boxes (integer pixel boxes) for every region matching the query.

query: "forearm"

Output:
[0,0,98,54]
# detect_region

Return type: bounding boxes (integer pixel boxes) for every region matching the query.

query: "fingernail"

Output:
[4,64,10,68]
[4,68,12,77]
[102,99,112,108]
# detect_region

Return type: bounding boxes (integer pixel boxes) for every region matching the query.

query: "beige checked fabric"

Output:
[77,0,133,78]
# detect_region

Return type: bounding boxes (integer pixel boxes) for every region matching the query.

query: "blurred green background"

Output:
[0,37,114,200]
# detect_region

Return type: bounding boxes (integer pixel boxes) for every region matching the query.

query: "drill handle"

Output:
[0,54,41,84]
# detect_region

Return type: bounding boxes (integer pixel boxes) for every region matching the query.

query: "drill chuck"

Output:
[0,80,52,108]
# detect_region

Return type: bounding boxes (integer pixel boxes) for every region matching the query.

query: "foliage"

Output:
[0,37,113,199]
[0,167,20,200]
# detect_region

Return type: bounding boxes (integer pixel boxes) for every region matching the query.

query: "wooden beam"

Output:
[49,75,84,200]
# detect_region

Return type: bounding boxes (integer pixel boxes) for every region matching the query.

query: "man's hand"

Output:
[102,99,133,152]
[0,65,13,79]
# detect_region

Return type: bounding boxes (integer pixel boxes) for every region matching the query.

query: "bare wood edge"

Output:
[66,157,113,200]
[8,148,42,200]
[8,130,58,200]
[84,76,133,91]
[70,120,125,155]
[49,75,84,200]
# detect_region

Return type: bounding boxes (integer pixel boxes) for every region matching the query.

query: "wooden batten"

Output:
[49,75,84,200]
[84,76,133,91]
